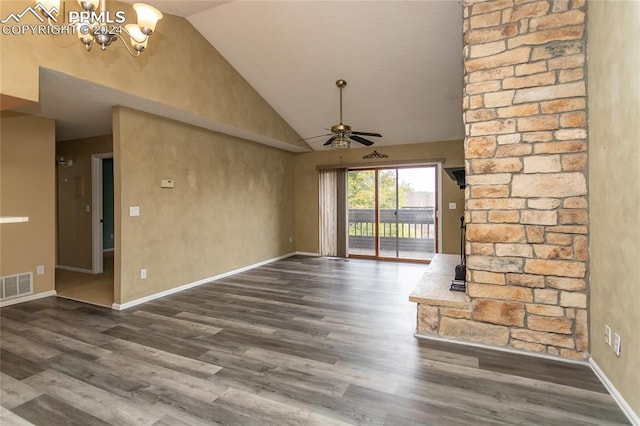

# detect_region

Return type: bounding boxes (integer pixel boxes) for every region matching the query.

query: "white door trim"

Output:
[91,153,113,274]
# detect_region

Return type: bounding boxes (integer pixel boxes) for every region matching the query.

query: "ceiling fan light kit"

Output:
[302,79,382,149]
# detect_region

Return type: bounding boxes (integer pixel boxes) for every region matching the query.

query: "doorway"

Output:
[347,166,438,261]
[55,148,114,308]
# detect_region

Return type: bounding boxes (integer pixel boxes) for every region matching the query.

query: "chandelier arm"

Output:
[121,26,149,44]
[113,32,142,57]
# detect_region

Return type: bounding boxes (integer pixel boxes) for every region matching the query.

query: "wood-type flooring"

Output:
[0,256,630,425]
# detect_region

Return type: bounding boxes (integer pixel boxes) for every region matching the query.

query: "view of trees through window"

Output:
[348,170,413,209]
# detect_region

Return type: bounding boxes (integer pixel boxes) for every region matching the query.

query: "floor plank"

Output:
[0,255,630,425]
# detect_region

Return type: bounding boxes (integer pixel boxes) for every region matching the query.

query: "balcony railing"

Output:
[348,208,436,253]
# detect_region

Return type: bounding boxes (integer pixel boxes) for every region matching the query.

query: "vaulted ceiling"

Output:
[26,1,466,151]
[181,0,465,150]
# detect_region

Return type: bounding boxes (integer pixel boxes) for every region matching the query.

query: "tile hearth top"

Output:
[409,254,468,309]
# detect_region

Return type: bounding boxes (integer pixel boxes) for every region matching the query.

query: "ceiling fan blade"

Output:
[351,131,382,138]
[299,133,333,141]
[323,136,337,146]
[349,135,375,146]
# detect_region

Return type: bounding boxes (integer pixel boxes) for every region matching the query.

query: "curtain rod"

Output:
[316,157,447,171]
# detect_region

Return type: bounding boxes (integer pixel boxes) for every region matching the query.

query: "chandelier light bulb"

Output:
[39,0,60,12]
[133,3,163,35]
[77,0,100,11]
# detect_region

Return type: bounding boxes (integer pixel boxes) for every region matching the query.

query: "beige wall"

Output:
[588,0,640,415]
[294,140,465,255]
[0,1,304,150]
[57,135,113,270]
[0,113,55,296]
[113,107,295,304]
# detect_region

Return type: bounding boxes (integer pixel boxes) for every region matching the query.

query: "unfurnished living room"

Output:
[0,0,638,424]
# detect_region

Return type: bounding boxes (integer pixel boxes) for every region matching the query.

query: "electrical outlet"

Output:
[36,265,45,275]
[613,333,621,356]
[140,269,147,279]
[604,325,612,346]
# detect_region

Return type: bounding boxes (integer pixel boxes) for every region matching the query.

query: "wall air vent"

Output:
[1,272,33,300]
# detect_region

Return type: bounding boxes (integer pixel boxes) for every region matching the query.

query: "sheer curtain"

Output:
[318,169,348,257]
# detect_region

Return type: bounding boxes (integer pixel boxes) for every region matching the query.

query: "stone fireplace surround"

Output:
[413,0,589,360]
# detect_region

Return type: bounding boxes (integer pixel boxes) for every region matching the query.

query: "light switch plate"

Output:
[161,179,175,188]
[36,265,45,275]
[448,202,457,209]
[613,333,621,356]
[129,206,140,217]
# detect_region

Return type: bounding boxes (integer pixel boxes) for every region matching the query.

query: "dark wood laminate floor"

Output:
[0,256,629,425]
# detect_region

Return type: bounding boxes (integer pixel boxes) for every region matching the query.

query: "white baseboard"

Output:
[112,252,296,311]
[589,358,639,425]
[414,332,589,366]
[295,251,320,257]
[56,265,94,274]
[0,290,57,308]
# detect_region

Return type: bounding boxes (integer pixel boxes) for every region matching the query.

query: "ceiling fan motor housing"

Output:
[331,123,351,137]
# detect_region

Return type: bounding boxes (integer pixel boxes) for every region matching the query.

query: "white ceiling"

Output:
[23,1,465,151]
[187,1,464,150]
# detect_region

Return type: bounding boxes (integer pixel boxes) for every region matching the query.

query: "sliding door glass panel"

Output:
[347,170,376,257]
[378,169,399,259]
[397,167,437,260]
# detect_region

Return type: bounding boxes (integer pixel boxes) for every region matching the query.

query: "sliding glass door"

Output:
[348,166,437,261]
[347,170,376,257]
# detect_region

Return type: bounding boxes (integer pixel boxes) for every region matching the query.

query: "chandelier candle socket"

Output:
[37,0,163,57]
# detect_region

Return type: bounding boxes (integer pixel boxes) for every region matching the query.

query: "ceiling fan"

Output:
[303,79,382,148]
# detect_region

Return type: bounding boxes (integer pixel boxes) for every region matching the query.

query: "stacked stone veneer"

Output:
[445,0,588,358]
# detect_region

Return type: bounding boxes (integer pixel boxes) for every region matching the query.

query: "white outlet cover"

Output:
[140,269,147,279]
[36,265,45,275]
[129,206,140,217]
[604,325,612,346]
[448,202,457,209]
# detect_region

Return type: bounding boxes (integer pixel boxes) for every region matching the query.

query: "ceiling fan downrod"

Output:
[331,79,351,140]
[336,79,347,124]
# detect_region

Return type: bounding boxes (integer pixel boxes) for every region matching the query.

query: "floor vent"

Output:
[1,272,33,300]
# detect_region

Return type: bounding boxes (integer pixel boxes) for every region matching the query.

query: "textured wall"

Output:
[56,135,113,270]
[294,140,465,256]
[113,107,295,304]
[0,0,304,150]
[588,0,640,416]
[0,113,55,296]
[456,0,589,358]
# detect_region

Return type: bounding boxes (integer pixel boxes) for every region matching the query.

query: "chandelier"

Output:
[38,0,163,57]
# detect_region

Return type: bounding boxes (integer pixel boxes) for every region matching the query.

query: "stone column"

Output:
[458,0,588,358]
